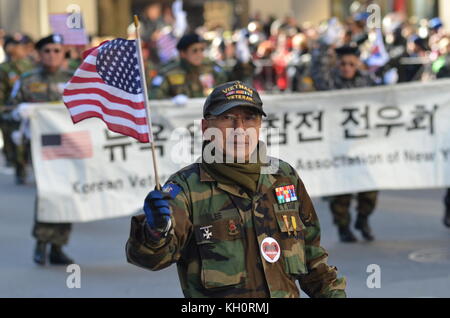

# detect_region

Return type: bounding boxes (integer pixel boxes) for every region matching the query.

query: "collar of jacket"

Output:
[198,159,281,200]
[333,67,367,82]
[4,58,32,73]
[38,65,65,77]
[180,58,202,73]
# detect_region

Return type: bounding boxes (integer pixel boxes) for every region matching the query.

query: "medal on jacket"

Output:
[228,220,239,236]
[200,225,213,240]
[275,185,298,204]
[260,237,281,263]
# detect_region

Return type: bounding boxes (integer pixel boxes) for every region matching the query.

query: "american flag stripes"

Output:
[63,38,151,143]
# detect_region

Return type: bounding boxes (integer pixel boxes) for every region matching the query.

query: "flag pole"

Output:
[134,15,161,191]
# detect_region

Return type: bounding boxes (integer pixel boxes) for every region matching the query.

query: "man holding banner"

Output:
[9,34,74,265]
[312,45,378,243]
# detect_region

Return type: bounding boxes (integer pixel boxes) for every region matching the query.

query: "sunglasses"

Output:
[189,47,205,54]
[340,61,356,67]
[207,114,262,127]
[43,48,62,54]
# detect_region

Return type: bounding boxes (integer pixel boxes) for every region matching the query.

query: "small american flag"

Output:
[41,131,93,161]
[63,38,150,143]
[157,32,178,64]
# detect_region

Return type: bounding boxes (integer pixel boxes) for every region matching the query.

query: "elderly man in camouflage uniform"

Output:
[0,34,35,167]
[150,33,228,100]
[126,81,346,298]
[312,45,378,243]
[9,34,74,265]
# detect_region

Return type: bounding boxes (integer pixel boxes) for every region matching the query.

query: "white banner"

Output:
[30,80,450,223]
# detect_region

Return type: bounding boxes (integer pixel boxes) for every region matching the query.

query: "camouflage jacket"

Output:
[8,66,73,105]
[126,159,346,298]
[150,59,229,99]
[0,58,35,107]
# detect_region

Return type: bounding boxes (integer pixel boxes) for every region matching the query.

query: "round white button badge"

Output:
[260,237,281,263]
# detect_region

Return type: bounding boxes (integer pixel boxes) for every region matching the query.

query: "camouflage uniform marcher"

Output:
[311,46,376,90]
[9,34,75,265]
[9,66,73,183]
[150,33,228,100]
[151,59,228,99]
[312,45,378,242]
[126,81,346,298]
[0,58,34,166]
[127,161,346,298]
[11,66,74,257]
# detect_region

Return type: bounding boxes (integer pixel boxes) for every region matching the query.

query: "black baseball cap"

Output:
[203,81,266,118]
[176,33,204,51]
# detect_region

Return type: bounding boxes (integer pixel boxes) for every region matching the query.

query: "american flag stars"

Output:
[97,39,143,95]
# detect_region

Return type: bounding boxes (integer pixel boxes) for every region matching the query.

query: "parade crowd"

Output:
[0,2,449,267]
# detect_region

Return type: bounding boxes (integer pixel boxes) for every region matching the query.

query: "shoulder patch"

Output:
[168,73,185,86]
[21,69,39,79]
[152,75,164,87]
[10,80,21,99]
[162,182,182,199]
[213,65,222,73]
[29,82,48,93]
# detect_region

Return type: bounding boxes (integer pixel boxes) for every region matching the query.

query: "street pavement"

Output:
[0,157,449,298]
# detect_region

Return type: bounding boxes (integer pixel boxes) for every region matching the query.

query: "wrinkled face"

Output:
[338,54,359,80]
[202,107,263,163]
[39,43,65,70]
[180,43,205,67]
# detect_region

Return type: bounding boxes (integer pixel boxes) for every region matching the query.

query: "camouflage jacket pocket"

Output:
[273,202,308,276]
[194,218,246,289]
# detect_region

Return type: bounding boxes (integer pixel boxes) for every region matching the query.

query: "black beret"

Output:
[3,34,28,49]
[176,33,204,51]
[35,34,64,50]
[335,45,360,57]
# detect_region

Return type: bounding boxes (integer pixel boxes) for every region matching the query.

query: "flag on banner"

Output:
[63,38,151,143]
[41,131,93,160]
[49,13,88,46]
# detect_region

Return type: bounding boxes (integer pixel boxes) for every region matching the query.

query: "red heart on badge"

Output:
[262,242,279,260]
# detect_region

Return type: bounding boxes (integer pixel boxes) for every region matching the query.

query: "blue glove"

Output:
[143,190,172,233]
